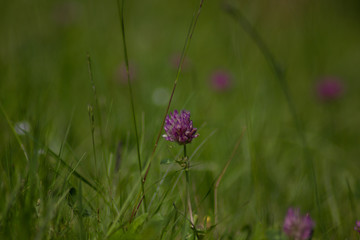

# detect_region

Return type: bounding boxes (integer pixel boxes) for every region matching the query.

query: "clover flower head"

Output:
[163,110,198,145]
[283,208,314,240]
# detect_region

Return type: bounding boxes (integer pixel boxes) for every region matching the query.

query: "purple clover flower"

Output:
[316,77,344,101]
[210,70,232,92]
[283,208,314,240]
[354,220,360,233]
[163,110,199,145]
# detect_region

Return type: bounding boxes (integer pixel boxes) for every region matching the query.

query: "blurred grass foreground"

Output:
[1,0,360,239]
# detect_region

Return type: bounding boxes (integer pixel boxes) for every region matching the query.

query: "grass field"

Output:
[1,0,360,239]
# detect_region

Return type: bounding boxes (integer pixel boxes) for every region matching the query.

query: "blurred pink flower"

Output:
[115,62,136,84]
[355,220,360,233]
[169,53,191,71]
[316,77,344,101]
[210,70,232,92]
[283,208,314,240]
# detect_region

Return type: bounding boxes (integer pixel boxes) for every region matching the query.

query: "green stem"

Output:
[185,170,193,222]
[184,145,194,235]
[183,145,188,238]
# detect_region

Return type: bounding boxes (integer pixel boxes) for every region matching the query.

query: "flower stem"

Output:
[184,145,194,225]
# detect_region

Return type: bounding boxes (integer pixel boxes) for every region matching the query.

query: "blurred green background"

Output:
[1,0,360,239]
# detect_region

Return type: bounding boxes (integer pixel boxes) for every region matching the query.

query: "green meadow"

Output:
[1,0,360,239]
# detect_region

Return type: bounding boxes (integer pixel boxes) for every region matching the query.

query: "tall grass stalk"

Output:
[117,0,146,211]
[224,4,322,228]
[87,104,98,180]
[87,53,105,146]
[87,54,110,181]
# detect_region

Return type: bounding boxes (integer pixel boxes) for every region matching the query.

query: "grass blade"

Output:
[214,128,245,224]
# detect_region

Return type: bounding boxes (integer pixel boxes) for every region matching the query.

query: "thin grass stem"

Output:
[88,105,98,180]
[87,54,109,180]
[87,53,105,146]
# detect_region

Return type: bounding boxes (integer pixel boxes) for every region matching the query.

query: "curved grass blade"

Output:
[223,4,321,228]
